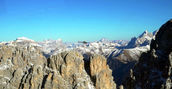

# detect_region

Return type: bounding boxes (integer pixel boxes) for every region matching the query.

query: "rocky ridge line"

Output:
[0,46,117,89]
[124,19,172,89]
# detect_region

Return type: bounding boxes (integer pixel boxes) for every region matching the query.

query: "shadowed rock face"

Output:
[0,46,116,89]
[151,19,172,53]
[124,19,172,89]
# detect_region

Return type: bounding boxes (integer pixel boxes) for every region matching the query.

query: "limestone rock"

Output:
[89,55,116,89]
[0,44,116,89]
[47,51,95,89]
[0,46,47,89]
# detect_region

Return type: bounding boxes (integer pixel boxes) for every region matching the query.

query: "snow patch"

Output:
[16,37,35,42]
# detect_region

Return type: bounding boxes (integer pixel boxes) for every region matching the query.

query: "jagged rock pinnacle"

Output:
[124,19,172,89]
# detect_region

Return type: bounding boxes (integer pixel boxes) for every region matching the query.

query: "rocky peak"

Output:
[16,37,35,42]
[124,19,172,89]
[151,19,172,53]
[0,44,117,89]
[126,30,153,48]
[139,30,149,38]
[99,38,110,42]
[89,54,117,89]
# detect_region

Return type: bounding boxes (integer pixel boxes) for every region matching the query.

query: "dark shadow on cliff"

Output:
[107,57,137,86]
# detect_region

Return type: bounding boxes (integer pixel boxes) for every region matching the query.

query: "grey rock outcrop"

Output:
[0,46,47,89]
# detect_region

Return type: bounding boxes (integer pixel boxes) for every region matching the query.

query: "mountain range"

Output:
[0,29,156,85]
[0,29,155,58]
[0,19,171,89]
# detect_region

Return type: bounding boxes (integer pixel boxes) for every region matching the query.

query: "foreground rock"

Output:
[124,19,172,89]
[46,51,94,89]
[0,46,47,89]
[89,55,116,89]
[0,45,116,89]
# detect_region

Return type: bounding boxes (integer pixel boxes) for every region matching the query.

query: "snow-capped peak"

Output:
[99,38,111,43]
[16,37,35,42]
[126,30,154,48]
[57,38,62,42]
[139,30,149,38]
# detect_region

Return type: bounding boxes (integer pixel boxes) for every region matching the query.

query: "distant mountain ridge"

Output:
[0,30,155,57]
[0,19,170,89]
[0,30,157,86]
[126,30,153,48]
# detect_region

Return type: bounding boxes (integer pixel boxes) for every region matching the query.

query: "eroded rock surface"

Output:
[0,46,116,89]
[0,46,47,89]
[46,51,95,89]
[89,55,116,89]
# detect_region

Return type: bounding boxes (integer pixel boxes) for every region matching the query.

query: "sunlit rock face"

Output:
[0,46,47,89]
[124,19,172,89]
[46,51,95,89]
[89,55,116,89]
[0,45,116,89]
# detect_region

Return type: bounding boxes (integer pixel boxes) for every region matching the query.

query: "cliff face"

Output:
[46,51,94,89]
[0,46,47,89]
[0,46,116,89]
[89,55,116,89]
[124,20,172,89]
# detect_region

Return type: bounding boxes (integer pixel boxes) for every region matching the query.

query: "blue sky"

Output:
[0,0,172,42]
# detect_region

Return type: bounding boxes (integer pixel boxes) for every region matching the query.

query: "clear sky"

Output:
[0,0,172,42]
